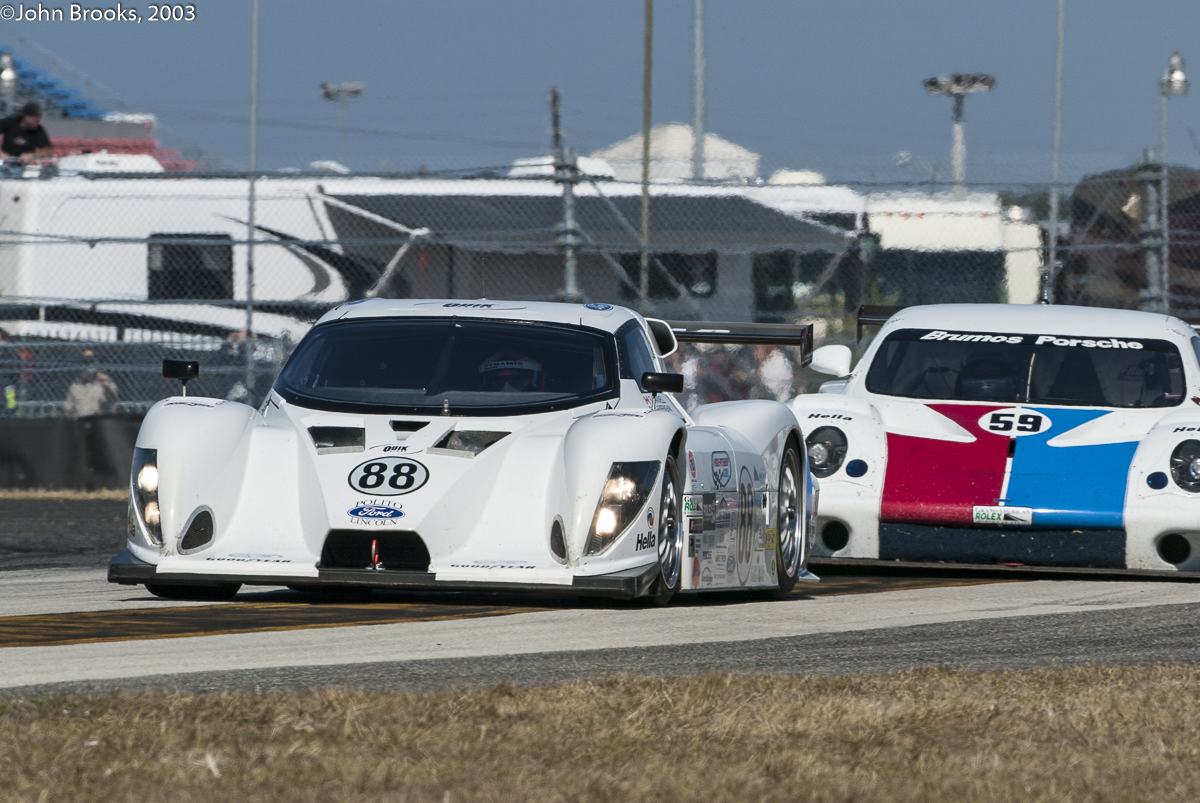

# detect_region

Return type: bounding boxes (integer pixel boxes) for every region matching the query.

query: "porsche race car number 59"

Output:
[348,457,430,496]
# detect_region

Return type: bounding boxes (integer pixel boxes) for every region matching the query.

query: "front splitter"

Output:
[107,549,662,600]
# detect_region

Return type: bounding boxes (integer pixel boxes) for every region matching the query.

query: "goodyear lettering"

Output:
[636,533,656,550]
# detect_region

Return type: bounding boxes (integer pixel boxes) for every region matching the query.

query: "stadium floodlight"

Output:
[924,73,995,195]
[1158,52,1188,314]
[0,51,16,100]
[320,82,365,165]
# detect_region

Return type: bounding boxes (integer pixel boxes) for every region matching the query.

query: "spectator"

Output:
[0,327,14,416]
[754,344,795,402]
[64,349,118,417]
[0,101,52,162]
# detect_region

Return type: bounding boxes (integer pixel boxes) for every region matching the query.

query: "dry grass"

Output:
[3,665,1200,802]
[0,489,125,501]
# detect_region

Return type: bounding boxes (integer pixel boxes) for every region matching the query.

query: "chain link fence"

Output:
[0,161,1192,417]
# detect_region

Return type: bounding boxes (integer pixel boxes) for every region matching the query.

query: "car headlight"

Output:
[584,461,660,556]
[1170,440,1200,492]
[129,447,162,545]
[806,426,847,479]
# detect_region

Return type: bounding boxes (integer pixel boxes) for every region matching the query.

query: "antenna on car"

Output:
[162,359,200,397]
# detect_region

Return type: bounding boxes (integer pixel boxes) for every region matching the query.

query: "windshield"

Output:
[275,318,618,415]
[865,328,1186,408]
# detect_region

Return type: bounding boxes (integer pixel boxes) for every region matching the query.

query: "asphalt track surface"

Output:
[4,496,1200,695]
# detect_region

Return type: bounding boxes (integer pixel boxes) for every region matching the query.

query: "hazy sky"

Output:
[2,0,1197,185]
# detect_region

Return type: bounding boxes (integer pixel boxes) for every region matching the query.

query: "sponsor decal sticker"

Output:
[347,457,429,496]
[920,329,1147,350]
[207,553,291,563]
[972,505,1033,526]
[646,507,655,529]
[164,400,220,408]
[711,451,732,488]
[348,500,405,526]
[689,519,704,534]
[979,408,1051,436]
[701,566,713,587]
[808,412,852,420]
[764,527,778,551]
[687,450,697,480]
[726,554,736,575]
[636,532,656,550]
[448,560,536,569]
[592,411,645,419]
[584,302,613,311]
[370,444,415,453]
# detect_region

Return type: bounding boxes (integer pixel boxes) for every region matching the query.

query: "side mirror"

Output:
[163,359,199,396]
[641,371,684,394]
[809,345,852,378]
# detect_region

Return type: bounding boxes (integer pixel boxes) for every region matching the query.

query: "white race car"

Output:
[794,303,1200,575]
[109,300,819,602]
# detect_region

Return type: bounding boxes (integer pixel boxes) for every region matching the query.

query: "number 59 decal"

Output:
[347,457,430,496]
[977,408,1052,437]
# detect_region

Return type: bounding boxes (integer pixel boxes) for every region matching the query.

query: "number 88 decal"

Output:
[347,457,430,496]
[977,408,1053,437]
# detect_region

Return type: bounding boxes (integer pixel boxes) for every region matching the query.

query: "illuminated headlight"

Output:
[584,461,660,556]
[129,447,162,545]
[806,426,848,479]
[1170,440,1200,492]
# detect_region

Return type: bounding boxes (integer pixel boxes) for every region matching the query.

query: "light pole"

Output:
[1159,51,1187,314]
[924,73,995,197]
[320,81,364,166]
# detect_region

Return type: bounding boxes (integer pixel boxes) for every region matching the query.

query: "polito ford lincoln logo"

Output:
[348,505,404,520]
[348,457,429,496]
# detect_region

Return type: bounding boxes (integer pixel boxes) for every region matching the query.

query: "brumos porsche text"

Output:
[921,330,1145,349]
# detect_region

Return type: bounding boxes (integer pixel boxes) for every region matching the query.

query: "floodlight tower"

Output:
[924,73,995,196]
[1159,51,1187,313]
[320,81,364,166]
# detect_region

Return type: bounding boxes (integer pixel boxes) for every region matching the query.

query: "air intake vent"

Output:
[390,420,429,441]
[320,530,431,571]
[179,510,214,553]
[308,426,365,454]
[430,430,509,458]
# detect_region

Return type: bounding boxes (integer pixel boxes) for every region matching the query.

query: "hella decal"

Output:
[979,408,1051,436]
[347,457,429,496]
[636,532,657,550]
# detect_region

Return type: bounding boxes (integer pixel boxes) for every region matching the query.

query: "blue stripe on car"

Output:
[1005,408,1137,529]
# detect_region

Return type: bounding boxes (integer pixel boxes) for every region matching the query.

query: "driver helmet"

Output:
[958,351,1019,401]
[480,351,544,392]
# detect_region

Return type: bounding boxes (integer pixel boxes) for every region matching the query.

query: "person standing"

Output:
[0,101,52,162]
[63,350,118,417]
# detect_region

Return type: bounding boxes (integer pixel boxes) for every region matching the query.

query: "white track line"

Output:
[2,579,1199,689]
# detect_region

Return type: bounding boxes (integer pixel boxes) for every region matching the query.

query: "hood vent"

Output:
[391,420,429,442]
[308,426,365,455]
[429,430,509,458]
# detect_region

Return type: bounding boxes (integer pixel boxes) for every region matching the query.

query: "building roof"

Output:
[590,123,760,181]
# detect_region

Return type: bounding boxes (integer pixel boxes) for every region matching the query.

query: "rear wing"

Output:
[664,320,813,366]
[856,305,907,342]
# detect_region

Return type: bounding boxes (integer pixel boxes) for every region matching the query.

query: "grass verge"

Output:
[0,489,125,501]
[3,664,1199,802]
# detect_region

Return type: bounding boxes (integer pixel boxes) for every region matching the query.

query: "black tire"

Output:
[145,583,241,601]
[650,454,683,606]
[769,439,804,600]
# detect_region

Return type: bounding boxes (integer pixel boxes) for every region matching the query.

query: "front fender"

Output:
[1126,410,1200,570]
[563,408,684,566]
[135,397,258,558]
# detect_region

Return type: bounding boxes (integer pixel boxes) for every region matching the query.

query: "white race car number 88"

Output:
[347,457,429,496]
[978,408,1052,437]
